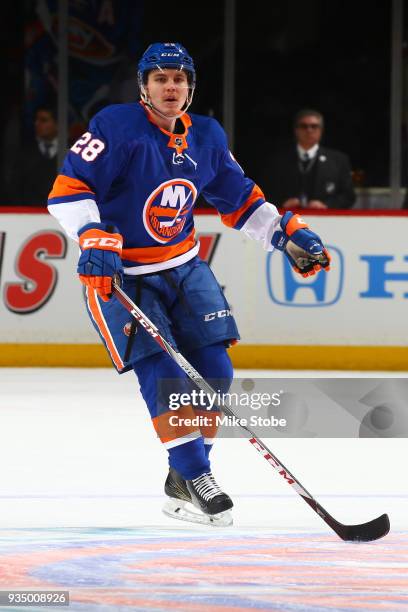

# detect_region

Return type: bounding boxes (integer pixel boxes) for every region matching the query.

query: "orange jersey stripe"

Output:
[122,231,196,264]
[220,184,265,228]
[152,405,199,444]
[86,287,124,371]
[49,175,95,200]
[193,409,220,439]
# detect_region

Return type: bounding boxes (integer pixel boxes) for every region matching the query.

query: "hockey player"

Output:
[47,42,330,526]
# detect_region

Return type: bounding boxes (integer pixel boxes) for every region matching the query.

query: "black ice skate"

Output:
[164,467,192,503]
[162,468,233,526]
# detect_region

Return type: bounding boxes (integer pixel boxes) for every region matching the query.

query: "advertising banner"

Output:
[0,210,407,368]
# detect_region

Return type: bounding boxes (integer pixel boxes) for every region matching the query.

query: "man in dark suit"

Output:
[13,106,59,206]
[262,109,356,210]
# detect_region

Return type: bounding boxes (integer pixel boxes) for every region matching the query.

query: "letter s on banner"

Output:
[4,231,67,314]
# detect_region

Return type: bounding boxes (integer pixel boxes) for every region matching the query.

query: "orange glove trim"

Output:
[79,274,112,302]
[285,214,309,237]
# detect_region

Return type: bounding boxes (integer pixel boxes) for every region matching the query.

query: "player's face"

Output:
[145,69,189,117]
[295,115,322,149]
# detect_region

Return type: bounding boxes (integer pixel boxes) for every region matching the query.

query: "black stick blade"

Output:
[303,497,390,543]
[334,513,390,542]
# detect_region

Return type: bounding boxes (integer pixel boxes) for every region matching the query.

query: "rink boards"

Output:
[0,209,407,369]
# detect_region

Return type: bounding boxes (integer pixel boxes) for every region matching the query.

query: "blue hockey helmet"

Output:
[137,42,196,116]
[138,42,196,85]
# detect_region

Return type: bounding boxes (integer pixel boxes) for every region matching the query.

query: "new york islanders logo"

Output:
[143,179,197,244]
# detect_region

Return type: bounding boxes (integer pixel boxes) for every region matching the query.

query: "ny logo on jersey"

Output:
[160,184,192,209]
[143,179,197,243]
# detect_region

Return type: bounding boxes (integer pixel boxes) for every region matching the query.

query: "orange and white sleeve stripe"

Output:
[47,175,100,241]
[219,184,282,252]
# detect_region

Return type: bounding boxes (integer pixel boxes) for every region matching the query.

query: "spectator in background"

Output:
[261,109,356,210]
[12,105,58,206]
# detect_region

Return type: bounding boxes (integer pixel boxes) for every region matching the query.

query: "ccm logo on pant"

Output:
[204,309,231,322]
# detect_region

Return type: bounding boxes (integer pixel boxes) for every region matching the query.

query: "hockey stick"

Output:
[112,279,390,542]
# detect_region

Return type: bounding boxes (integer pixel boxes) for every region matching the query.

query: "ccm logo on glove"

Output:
[77,223,124,302]
[79,230,122,252]
[81,236,122,250]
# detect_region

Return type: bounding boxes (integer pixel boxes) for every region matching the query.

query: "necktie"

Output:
[44,143,52,159]
[301,152,309,172]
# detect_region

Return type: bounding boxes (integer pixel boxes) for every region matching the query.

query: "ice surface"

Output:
[0,368,406,611]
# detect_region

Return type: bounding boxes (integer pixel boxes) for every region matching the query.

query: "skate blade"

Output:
[162,497,233,527]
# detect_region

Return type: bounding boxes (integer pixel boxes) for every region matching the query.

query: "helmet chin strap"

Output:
[140,85,195,123]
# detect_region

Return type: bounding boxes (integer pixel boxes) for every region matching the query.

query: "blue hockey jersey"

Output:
[48,102,279,273]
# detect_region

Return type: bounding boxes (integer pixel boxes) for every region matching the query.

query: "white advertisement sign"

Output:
[196,214,408,347]
[0,213,95,343]
[0,211,407,358]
